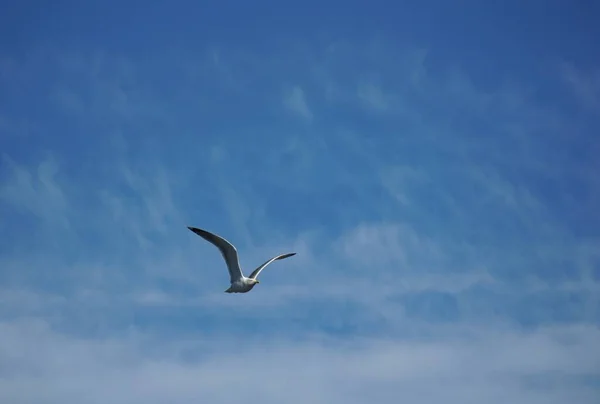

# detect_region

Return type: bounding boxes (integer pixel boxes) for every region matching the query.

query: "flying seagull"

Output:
[187,226,297,293]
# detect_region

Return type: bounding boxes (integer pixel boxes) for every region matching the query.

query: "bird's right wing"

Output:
[187,226,244,282]
[248,252,296,280]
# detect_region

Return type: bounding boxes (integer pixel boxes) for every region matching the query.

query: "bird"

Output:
[187,226,297,293]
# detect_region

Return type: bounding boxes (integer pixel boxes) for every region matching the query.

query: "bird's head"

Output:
[250,279,260,285]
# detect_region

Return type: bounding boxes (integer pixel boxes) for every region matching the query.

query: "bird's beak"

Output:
[256,280,260,284]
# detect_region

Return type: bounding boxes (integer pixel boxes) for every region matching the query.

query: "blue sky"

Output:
[1,0,599,402]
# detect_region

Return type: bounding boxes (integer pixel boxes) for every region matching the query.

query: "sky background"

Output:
[1,0,599,403]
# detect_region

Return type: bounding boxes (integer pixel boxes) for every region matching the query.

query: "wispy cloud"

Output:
[284,85,313,121]
[561,64,600,111]
[0,154,69,229]
[357,82,391,112]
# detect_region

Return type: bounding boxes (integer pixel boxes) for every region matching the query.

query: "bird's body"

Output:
[225,278,259,293]
[187,226,296,293]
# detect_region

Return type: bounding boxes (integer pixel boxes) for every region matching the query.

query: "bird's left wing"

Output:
[188,226,244,282]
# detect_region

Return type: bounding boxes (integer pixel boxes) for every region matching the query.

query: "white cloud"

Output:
[284,85,313,121]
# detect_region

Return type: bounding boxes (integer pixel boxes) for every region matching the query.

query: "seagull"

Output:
[187,226,297,293]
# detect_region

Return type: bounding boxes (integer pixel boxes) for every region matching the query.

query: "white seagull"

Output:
[188,226,297,293]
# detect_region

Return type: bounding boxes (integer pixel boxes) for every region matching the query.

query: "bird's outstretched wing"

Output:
[248,253,296,280]
[187,226,244,282]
